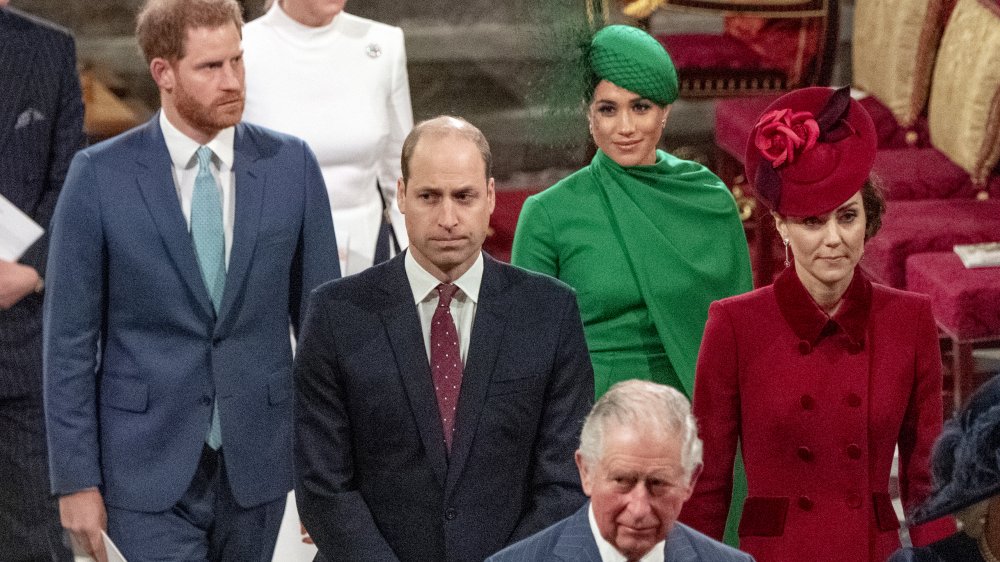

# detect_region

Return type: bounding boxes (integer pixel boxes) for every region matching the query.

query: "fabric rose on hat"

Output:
[753,108,820,168]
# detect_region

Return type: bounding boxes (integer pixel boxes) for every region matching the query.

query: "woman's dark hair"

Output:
[862,177,886,240]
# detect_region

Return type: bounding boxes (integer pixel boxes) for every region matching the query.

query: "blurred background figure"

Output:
[243,0,413,276]
[682,87,954,561]
[0,1,85,560]
[888,374,1000,562]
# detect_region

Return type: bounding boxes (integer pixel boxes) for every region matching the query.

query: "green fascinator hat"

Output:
[589,25,678,106]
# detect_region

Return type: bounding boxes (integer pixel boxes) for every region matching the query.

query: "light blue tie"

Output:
[192,146,225,449]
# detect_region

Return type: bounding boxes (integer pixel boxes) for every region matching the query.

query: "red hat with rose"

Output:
[745,86,877,217]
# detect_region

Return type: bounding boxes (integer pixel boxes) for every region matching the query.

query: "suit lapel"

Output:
[215,123,264,330]
[134,116,215,319]
[444,255,509,497]
[380,255,448,488]
[0,11,32,155]
[552,504,602,562]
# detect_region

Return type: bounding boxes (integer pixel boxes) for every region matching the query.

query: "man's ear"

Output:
[396,178,407,214]
[575,450,593,498]
[486,177,496,214]
[150,57,175,92]
[683,463,704,501]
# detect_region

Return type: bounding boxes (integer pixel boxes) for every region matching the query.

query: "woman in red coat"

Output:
[680,87,955,561]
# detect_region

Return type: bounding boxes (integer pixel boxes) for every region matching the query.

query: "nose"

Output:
[624,483,653,520]
[221,61,243,91]
[617,110,636,136]
[438,198,458,230]
[822,219,843,247]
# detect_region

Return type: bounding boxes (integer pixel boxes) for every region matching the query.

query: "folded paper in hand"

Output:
[0,193,44,261]
[72,530,128,562]
[954,242,1000,268]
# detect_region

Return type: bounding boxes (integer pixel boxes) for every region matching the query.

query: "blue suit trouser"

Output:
[106,446,285,562]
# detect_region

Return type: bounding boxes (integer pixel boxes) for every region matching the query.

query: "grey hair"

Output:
[578,380,703,480]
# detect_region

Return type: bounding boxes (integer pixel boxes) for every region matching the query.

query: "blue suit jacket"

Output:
[294,252,594,562]
[0,7,84,398]
[43,116,340,512]
[486,504,755,562]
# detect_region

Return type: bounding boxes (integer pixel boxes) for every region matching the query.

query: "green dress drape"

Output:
[511,148,753,545]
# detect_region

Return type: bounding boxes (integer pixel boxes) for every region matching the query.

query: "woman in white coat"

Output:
[243,0,413,275]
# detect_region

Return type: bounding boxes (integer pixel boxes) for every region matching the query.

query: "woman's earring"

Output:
[783,239,791,268]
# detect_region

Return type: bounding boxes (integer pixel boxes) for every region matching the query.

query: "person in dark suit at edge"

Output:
[487,380,754,562]
[0,1,85,559]
[42,0,340,559]
[294,115,595,562]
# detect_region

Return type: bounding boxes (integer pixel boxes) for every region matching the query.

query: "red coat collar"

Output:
[774,265,872,351]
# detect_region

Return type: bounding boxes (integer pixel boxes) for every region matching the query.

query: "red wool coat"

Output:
[681,267,955,562]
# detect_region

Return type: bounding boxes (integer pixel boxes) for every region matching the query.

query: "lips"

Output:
[614,140,642,150]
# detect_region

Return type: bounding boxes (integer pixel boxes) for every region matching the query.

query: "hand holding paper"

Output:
[61,488,109,562]
[0,193,44,262]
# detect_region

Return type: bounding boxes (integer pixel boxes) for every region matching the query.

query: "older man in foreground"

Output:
[487,380,753,562]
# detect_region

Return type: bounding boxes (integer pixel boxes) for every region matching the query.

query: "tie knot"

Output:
[435,283,459,307]
[196,146,213,171]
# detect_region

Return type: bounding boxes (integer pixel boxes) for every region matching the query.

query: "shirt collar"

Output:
[159,110,235,170]
[774,265,872,350]
[587,503,665,562]
[404,250,483,305]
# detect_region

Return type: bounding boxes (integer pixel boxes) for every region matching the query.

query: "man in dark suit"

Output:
[294,115,594,562]
[487,380,754,562]
[0,2,84,560]
[43,0,339,560]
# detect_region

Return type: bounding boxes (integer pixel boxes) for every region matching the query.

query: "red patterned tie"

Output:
[431,283,463,452]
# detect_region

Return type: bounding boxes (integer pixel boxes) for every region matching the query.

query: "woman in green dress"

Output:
[511,25,752,400]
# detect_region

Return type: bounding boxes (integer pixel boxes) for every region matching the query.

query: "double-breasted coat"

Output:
[681,267,954,561]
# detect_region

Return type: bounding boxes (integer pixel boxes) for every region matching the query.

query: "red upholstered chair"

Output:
[861,199,1000,289]
[657,5,838,98]
[907,252,1000,409]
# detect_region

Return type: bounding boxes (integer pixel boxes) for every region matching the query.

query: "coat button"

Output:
[800,394,815,410]
[798,496,814,511]
[444,507,457,520]
[796,446,814,462]
[846,393,862,408]
[201,395,212,406]
[846,492,862,509]
[846,444,862,459]
[847,340,864,354]
[798,340,812,355]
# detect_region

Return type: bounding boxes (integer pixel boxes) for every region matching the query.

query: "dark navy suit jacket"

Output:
[43,116,340,512]
[0,7,84,398]
[294,252,594,562]
[487,503,756,562]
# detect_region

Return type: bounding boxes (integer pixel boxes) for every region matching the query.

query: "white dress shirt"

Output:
[159,110,236,266]
[589,503,666,562]
[404,251,483,365]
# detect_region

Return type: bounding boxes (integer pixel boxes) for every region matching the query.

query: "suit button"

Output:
[798,341,812,355]
[798,496,814,511]
[796,446,814,462]
[846,444,862,459]
[444,508,457,520]
[800,394,815,410]
[847,340,864,354]
[846,492,862,509]
[201,395,212,406]
[846,393,862,408]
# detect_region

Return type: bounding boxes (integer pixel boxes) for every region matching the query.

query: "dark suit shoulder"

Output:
[485,514,576,561]
[672,523,754,560]
[4,7,74,41]
[236,120,308,152]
